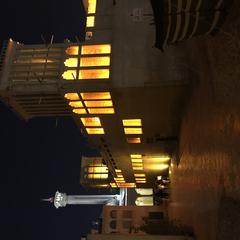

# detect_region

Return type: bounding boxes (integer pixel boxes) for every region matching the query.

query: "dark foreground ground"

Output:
[169,0,240,239]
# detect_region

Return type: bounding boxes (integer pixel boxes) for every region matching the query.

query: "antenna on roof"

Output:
[50,35,54,44]
[42,197,53,202]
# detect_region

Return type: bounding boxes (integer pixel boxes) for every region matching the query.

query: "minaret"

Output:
[45,191,124,208]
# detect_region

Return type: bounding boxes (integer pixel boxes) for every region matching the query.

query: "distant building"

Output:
[86,205,194,239]
[101,205,168,234]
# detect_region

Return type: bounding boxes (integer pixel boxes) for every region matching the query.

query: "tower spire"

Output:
[41,197,54,202]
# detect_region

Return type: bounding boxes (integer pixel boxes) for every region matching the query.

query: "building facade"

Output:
[87,205,194,239]
[0,0,191,190]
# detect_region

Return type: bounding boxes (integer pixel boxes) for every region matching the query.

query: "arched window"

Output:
[135,196,153,206]
[135,188,153,196]
[110,210,117,218]
[109,220,117,229]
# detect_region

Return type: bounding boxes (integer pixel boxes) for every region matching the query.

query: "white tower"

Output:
[47,191,125,208]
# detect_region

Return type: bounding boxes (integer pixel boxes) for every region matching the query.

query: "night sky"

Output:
[1,1,109,239]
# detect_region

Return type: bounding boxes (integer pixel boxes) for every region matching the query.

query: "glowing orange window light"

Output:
[133,166,143,171]
[66,46,79,55]
[132,163,143,167]
[131,159,143,163]
[134,173,146,177]
[62,70,77,80]
[87,173,108,179]
[116,174,123,178]
[79,69,109,79]
[81,44,111,55]
[80,56,110,67]
[115,169,122,173]
[86,16,95,27]
[86,128,105,134]
[88,108,115,114]
[81,92,111,100]
[64,58,78,67]
[84,100,113,107]
[135,178,146,181]
[110,183,117,188]
[114,178,125,181]
[117,183,136,188]
[69,101,83,108]
[130,154,142,159]
[127,137,141,144]
[122,119,142,126]
[81,117,101,127]
[73,109,87,114]
[64,93,79,100]
[136,180,146,183]
[88,0,97,14]
[88,166,108,173]
[124,128,142,135]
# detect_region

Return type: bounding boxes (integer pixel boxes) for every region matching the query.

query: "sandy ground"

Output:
[168,1,240,239]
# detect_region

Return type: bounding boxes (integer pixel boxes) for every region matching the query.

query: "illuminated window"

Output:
[135,197,153,206]
[117,183,136,188]
[86,128,105,134]
[123,119,142,126]
[64,58,78,67]
[135,188,153,195]
[134,174,146,177]
[88,0,97,14]
[88,166,108,173]
[88,108,114,114]
[62,70,77,80]
[86,16,95,27]
[79,69,109,79]
[116,174,123,178]
[131,159,143,163]
[110,182,117,188]
[87,173,108,179]
[81,44,111,55]
[66,46,79,55]
[81,117,101,127]
[115,169,122,173]
[135,178,146,181]
[130,154,142,159]
[69,101,83,108]
[133,166,143,171]
[80,56,110,67]
[127,137,141,144]
[81,92,111,100]
[73,109,87,114]
[136,181,147,184]
[132,163,143,167]
[124,128,142,134]
[84,100,113,107]
[114,178,125,182]
[64,93,79,100]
